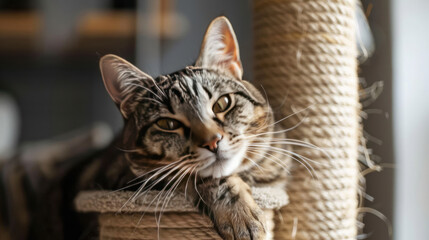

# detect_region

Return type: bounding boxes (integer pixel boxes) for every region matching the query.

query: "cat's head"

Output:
[100,17,274,178]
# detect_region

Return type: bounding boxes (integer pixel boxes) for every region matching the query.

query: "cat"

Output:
[0,16,290,240]
[94,16,290,239]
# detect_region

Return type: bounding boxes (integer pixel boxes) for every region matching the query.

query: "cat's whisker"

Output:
[254,140,332,162]
[114,155,193,193]
[151,164,198,234]
[127,166,171,184]
[247,148,290,172]
[124,82,164,101]
[259,84,271,108]
[244,128,291,141]
[243,106,311,145]
[243,154,266,173]
[263,149,319,181]
[193,169,207,206]
[143,164,192,212]
[127,165,176,186]
[123,160,189,210]
[250,136,332,161]
[184,165,198,200]
[247,146,318,180]
[128,165,182,194]
[157,165,195,225]
[254,85,274,130]
[249,139,331,160]
[248,144,314,167]
[112,165,175,193]
[113,163,179,210]
[246,149,291,174]
[135,155,193,178]
[272,93,290,112]
[118,161,185,212]
[244,114,309,140]
[258,137,326,149]
[163,167,196,223]
[254,104,313,132]
[147,77,168,99]
[115,146,142,153]
[153,166,189,221]
[249,104,312,136]
[141,97,164,105]
[138,161,201,205]
[160,165,192,208]
[135,165,191,232]
[249,144,325,166]
[126,154,193,184]
[133,160,192,200]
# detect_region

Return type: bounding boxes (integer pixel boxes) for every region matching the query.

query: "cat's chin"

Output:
[198,142,248,179]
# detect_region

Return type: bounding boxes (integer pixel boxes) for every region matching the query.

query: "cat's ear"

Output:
[195,17,243,80]
[99,54,153,117]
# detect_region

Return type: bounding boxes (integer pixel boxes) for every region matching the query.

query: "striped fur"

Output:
[97,61,290,239]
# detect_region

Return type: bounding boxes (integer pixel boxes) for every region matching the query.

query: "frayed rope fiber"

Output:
[253,0,360,239]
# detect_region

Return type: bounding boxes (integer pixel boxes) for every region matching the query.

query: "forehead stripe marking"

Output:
[171,88,185,103]
[203,86,212,99]
[192,79,200,97]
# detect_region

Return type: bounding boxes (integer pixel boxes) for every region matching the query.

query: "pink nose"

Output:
[202,133,223,153]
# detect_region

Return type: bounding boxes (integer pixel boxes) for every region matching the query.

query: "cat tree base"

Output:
[75,187,288,239]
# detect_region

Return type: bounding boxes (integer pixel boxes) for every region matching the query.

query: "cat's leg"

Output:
[194,175,267,240]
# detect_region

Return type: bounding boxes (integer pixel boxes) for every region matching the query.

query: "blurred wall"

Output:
[393,0,429,239]
[360,1,394,239]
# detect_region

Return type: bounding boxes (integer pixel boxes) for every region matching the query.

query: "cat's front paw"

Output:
[213,203,267,240]
[209,177,267,240]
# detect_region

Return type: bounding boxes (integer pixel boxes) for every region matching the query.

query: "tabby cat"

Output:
[1,17,290,240]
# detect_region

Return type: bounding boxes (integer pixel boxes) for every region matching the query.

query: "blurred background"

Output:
[0,0,427,239]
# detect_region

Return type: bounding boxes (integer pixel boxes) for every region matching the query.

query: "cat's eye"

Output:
[213,95,232,113]
[156,118,181,131]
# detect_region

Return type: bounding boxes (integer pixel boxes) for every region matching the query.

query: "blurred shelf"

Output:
[0,11,40,37]
[0,11,136,56]
[77,11,136,37]
[0,11,40,53]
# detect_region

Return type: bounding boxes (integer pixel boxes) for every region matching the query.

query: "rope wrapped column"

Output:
[253,0,359,239]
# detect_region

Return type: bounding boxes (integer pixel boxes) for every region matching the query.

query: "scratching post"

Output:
[253,0,359,239]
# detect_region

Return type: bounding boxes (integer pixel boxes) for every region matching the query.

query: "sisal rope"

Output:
[253,0,359,239]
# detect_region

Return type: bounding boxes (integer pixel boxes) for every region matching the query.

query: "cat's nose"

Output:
[201,133,223,153]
